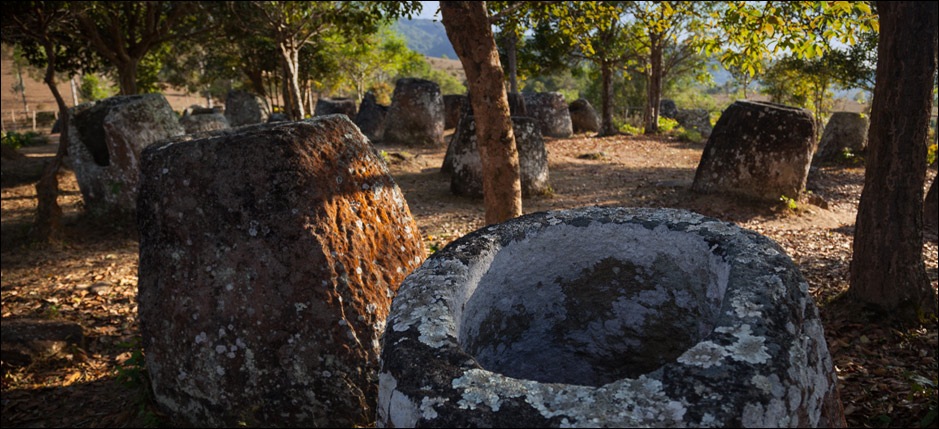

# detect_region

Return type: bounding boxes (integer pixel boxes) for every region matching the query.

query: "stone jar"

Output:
[378,207,844,428]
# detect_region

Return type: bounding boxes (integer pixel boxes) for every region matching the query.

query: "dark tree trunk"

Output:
[598,60,618,137]
[117,60,139,95]
[848,1,937,321]
[643,35,663,135]
[33,40,71,242]
[441,1,522,224]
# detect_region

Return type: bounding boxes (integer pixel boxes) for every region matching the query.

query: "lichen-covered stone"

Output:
[443,116,549,198]
[354,92,388,143]
[224,90,270,127]
[569,99,600,133]
[378,207,843,428]
[179,110,230,134]
[523,92,573,138]
[444,94,466,130]
[660,99,679,119]
[383,78,445,147]
[449,93,527,131]
[692,101,816,201]
[315,97,357,119]
[137,115,425,427]
[813,112,868,163]
[67,94,184,215]
[926,177,938,241]
[675,108,713,138]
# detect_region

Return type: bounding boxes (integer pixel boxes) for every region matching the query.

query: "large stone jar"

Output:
[138,115,425,427]
[378,207,843,428]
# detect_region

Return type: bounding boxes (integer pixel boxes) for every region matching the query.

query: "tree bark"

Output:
[279,42,306,120]
[643,34,663,135]
[441,1,522,224]
[503,31,519,94]
[598,60,618,137]
[116,60,139,95]
[33,40,71,242]
[848,1,937,321]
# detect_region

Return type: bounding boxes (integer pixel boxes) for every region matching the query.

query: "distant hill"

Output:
[393,18,457,59]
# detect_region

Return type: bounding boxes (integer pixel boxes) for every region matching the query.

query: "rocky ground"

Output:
[1,131,937,427]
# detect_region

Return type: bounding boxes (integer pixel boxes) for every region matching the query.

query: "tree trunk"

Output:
[117,60,139,95]
[503,31,519,94]
[598,60,618,137]
[848,1,937,321]
[279,42,305,120]
[33,42,71,242]
[245,67,267,98]
[441,1,522,225]
[643,35,663,135]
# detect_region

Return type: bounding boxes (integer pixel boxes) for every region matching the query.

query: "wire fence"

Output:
[0,109,58,133]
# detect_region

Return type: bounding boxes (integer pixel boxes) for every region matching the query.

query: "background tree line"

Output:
[3,1,937,323]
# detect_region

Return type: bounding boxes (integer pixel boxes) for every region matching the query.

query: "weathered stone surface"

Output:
[692,100,816,201]
[926,176,938,241]
[523,92,573,138]
[675,108,713,138]
[660,98,679,119]
[315,97,357,119]
[179,110,230,134]
[568,98,600,133]
[1,318,84,366]
[443,94,466,130]
[2,144,24,160]
[444,116,550,198]
[224,90,269,127]
[378,207,844,428]
[813,112,869,163]
[67,94,185,215]
[383,78,445,147]
[354,92,388,142]
[266,112,288,123]
[137,115,425,428]
[454,92,527,122]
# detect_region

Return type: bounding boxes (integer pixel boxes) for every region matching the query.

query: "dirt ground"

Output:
[1,131,937,427]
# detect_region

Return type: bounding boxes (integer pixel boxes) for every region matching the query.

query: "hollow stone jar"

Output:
[377,207,843,428]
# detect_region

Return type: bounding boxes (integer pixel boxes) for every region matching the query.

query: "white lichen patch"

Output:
[377,372,420,428]
[420,396,447,420]
[726,325,770,364]
[677,341,728,368]
[730,291,762,318]
[450,369,687,427]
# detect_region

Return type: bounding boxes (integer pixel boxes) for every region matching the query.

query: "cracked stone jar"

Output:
[377,207,844,427]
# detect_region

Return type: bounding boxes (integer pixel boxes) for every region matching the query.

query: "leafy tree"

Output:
[226,1,420,120]
[623,1,711,134]
[78,72,118,102]
[760,55,835,131]
[540,1,635,136]
[69,2,211,95]
[706,1,878,81]
[3,1,93,241]
[441,1,522,224]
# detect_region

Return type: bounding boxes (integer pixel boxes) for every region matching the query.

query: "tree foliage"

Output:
[223,1,420,120]
[706,1,878,93]
[69,1,211,95]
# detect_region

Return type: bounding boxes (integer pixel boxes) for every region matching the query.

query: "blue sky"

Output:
[415,1,440,20]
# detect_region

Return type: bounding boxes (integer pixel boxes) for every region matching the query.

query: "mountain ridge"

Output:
[393,18,457,59]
